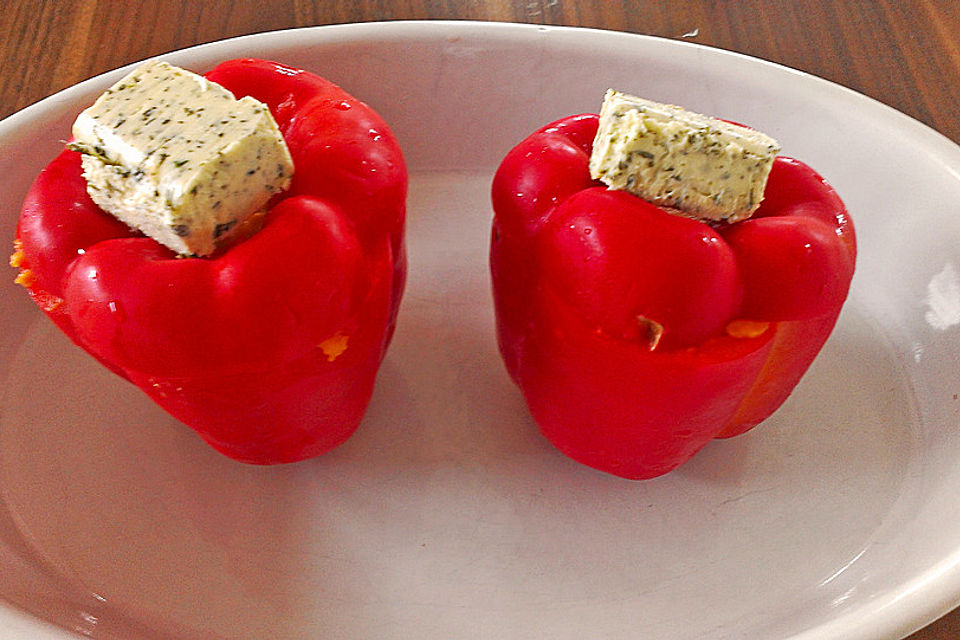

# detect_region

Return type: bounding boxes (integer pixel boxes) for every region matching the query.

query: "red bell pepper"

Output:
[491,113,856,479]
[11,58,407,464]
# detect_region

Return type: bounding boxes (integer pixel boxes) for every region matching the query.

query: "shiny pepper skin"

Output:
[13,59,407,464]
[490,114,856,479]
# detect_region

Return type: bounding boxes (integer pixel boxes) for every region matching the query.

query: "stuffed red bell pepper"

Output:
[11,58,407,464]
[491,92,855,479]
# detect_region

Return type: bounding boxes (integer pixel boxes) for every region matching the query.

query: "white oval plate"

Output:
[2,21,959,640]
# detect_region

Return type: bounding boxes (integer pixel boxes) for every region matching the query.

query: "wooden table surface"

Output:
[1,1,959,639]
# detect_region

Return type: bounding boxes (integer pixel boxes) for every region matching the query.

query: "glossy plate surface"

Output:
[2,21,960,640]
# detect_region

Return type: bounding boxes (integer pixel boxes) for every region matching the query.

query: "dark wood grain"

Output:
[1,1,959,638]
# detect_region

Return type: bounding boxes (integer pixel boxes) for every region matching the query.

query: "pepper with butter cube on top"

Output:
[490,105,856,479]
[11,58,407,464]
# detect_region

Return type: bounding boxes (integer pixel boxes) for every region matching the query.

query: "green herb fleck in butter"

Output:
[69,59,294,256]
[589,89,780,223]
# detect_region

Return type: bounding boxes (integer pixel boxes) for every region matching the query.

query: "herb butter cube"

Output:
[69,59,293,256]
[589,89,780,223]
